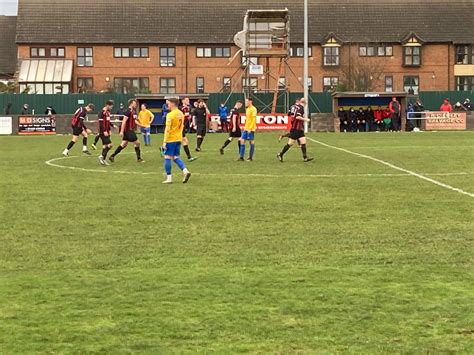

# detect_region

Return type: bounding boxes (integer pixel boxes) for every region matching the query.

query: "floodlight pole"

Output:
[303,0,309,133]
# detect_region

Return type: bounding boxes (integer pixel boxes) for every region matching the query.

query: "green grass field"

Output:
[0,131,473,353]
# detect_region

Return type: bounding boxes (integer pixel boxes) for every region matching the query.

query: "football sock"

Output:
[147,135,151,145]
[239,143,245,158]
[66,141,75,150]
[249,143,255,159]
[301,144,307,159]
[164,158,172,175]
[222,139,231,149]
[280,144,291,156]
[174,158,186,171]
[183,145,191,159]
[135,147,141,160]
[93,135,100,145]
[111,145,123,157]
[197,137,203,149]
[237,141,241,153]
[102,147,110,159]
[82,137,88,150]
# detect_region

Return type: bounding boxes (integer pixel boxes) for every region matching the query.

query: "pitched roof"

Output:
[16,0,474,45]
[0,16,17,75]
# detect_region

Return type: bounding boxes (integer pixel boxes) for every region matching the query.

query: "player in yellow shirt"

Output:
[162,98,192,184]
[239,97,257,161]
[137,103,154,146]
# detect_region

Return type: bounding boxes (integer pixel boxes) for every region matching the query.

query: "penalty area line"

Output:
[307,137,474,198]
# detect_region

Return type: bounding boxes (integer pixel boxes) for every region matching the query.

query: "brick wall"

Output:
[17,42,457,93]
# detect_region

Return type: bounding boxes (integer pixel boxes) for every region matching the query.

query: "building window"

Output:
[77,77,93,92]
[196,47,231,58]
[290,46,312,57]
[323,77,338,91]
[160,47,176,67]
[456,76,474,91]
[114,77,149,94]
[403,76,419,94]
[241,56,258,67]
[278,77,286,91]
[323,47,340,66]
[30,47,46,57]
[456,45,473,64]
[114,47,148,58]
[50,47,65,57]
[360,44,393,57]
[196,77,205,93]
[403,46,421,66]
[160,77,176,94]
[242,77,258,92]
[385,76,393,92]
[223,77,231,92]
[77,47,93,67]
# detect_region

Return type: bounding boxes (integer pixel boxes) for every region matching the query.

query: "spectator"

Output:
[389,97,401,132]
[413,98,424,129]
[366,106,374,131]
[21,104,30,115]
[218,102,229,133]
[116,103,126,122]
[356,107,366,132]
[45,105,57,116]
[439,98,452,112]
[383,106,392,132]
[462,98,471,111]
[338,106,348,132]
[161,101,169,123]
[453,102,466,112]
[348,107,357,132]
[406,103,415,131]
[4,103,12,115]
[374,106,384,131]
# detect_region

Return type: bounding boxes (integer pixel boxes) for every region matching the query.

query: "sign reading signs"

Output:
[211,114,291,131]
[425,112,466,131]
[18,116,56,135]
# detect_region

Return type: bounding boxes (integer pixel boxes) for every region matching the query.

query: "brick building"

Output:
[10,0,474,94]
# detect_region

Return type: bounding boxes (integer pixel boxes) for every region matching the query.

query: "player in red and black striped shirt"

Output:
[277,98,313,162]
[62,103,95,156]
[98,100,114,166]
[279,98,300,142]
[179,97,197,162]
[219,100,243,155]
[109,99,144,163]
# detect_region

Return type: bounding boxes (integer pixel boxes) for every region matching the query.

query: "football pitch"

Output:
[0,131,473,353]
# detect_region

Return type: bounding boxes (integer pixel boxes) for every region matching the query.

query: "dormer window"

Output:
[322,33,342,67]
[402,33,423,67]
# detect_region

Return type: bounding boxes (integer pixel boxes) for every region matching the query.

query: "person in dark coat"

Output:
[356,107,366,132]
[366,106,375,131]
[338,106,348,132]
[45,105,57,116]
[348,107,357,132]
[21,104,30,115]
[389,97,401,131]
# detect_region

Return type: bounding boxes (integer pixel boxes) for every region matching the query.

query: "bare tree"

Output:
[338,56,386,92]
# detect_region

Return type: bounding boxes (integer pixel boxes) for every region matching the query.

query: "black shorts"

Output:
[72,125,84,136]
[289,129,305,141]
[229,129,242,138]
[123,130,138,142]
[100,134,112,145]
[196,126,207,137]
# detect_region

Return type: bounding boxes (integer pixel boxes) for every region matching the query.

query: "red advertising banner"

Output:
[18,116,56,135]
[211,114,291,131]
[425,112,466,131]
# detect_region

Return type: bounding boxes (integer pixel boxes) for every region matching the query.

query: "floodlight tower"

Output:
[234,9,290,112]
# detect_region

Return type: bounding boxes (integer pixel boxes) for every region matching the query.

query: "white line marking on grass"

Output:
[45,155,472,180]
[307,137,474,198]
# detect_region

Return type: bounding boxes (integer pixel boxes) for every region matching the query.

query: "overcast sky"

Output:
[0,0,18,15]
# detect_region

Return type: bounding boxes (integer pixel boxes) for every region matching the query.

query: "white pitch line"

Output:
[45,155,472,180]
[307,137,474,198]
